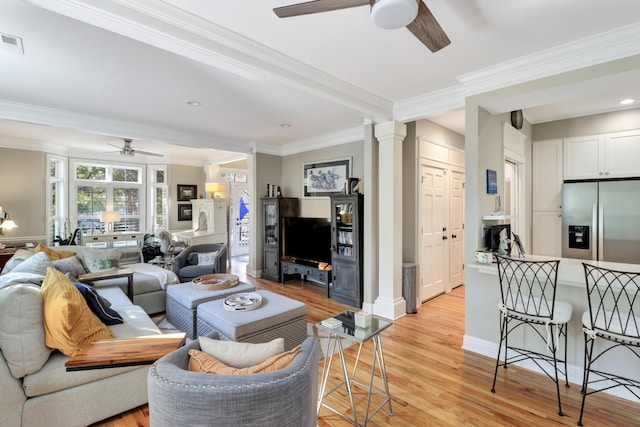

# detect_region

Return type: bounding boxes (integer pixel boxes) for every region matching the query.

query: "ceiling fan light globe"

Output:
[371,0,419,30]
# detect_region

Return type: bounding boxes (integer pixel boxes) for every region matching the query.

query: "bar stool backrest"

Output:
[583,263,640,342]
[496,255,560,320]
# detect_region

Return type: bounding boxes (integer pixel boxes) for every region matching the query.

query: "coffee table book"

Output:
[65,333,186,371]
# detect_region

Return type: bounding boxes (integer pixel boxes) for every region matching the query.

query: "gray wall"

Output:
[168,164,205,231]
[0,147,47,241]
[282,141,364,218]
[533,108,640,140]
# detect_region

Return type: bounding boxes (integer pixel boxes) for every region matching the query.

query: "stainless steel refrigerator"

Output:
[562,180,640,263]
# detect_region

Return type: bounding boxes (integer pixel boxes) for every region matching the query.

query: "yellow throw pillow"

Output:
[188,345,301,375]
[40,267,114,357]
[35,244,76,261]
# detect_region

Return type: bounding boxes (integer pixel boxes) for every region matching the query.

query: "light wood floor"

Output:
[93,261,639,426]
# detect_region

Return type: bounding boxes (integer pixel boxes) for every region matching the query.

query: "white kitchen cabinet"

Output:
[603,130,640,178]
[533,139,563,211]
[563,135,602,180]
[564,130,640,180]
[532,211,562,256]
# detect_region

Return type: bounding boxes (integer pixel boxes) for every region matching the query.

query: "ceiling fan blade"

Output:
[134,149,164,158]
[274,0,368,18]
[406,1,450,52]
[106,143,122,149]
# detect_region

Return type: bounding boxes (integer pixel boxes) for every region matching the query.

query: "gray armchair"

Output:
[148,334,319,427]
[173,243,227,282]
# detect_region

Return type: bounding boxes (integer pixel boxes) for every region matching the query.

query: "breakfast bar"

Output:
[464,255,640,402]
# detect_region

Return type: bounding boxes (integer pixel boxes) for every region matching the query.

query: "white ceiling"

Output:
[1,0,640,165]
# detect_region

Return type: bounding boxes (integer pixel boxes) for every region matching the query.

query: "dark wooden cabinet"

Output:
[330,194,363,307]
[261,197,298,282]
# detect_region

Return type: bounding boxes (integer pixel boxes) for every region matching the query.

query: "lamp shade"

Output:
[100,211,121,223]
[1,219,17,230]
[371,0,419,30]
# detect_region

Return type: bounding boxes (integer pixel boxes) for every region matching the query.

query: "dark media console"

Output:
[280,258,331,298]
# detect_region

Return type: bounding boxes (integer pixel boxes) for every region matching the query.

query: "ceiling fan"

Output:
[107,138,164,157]
[273,0,450,53]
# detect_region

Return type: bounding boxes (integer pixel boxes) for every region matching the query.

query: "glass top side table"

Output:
[316,310,394,426]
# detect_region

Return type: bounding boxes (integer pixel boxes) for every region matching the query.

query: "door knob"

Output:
[451,234,457,239]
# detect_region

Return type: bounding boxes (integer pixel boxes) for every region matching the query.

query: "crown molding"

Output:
[457,22,640,97]
[281,127,365,156]
[26,0,393,123]
[0,100,249,153]
[394,85,466,123]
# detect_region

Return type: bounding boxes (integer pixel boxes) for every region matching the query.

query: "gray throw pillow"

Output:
[53,255,87,279]
[187,252,199,265]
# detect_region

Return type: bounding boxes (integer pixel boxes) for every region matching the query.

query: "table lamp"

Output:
[0,206,18,235]
[100,211,121,232]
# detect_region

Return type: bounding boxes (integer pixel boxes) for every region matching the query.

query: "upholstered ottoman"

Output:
[166,282,256,339]
[196,290,307,351]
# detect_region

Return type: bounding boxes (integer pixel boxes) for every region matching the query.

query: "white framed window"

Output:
[148,165,168,233]
[46,154,68,245]
[70,159,145,234]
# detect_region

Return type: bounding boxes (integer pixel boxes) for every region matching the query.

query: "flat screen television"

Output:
[283,217,331,265]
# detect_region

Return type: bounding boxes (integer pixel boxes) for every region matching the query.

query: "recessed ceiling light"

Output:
[280,123,291,128]
[619,98,635,105]
[186,100,201,107]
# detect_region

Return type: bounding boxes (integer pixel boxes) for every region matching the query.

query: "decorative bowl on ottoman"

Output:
[191,273,239,290]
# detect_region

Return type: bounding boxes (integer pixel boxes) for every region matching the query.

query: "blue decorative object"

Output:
[486,169,498,194]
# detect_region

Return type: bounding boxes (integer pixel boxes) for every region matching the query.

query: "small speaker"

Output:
[510,110,523,130]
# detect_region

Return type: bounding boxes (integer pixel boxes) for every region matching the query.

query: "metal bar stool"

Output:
[578,263,640,426]
[491,255,572,416]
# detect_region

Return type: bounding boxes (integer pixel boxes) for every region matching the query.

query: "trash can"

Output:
[402,262,417,314]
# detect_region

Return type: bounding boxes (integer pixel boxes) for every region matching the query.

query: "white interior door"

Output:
[419,165,448,302]
[449,170,465,290]
[231,184,250,257]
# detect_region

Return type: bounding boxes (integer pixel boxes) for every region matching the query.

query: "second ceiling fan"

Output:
[274,0,450,53]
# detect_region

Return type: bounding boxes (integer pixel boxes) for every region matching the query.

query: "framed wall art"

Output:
[178,204,192,221]
[486,169,498,194]
[177,184,197,201]
[303,158,351,197]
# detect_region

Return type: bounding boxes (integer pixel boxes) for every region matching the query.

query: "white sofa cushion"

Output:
[10,252,52,276]
[0,248,33,275]
[0,284,52,378]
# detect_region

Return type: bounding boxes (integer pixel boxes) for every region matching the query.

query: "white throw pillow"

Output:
[198,336,284,369]
[9,251,52,276]
[0,249,34,275]
[0,284,52,378]
[82,248,120,273]
[197,251,219,266]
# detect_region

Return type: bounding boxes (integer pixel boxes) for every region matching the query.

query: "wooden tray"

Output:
[192,273,240,291]
[65,333,186,371]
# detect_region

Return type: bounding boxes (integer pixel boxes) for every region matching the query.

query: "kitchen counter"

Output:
[464,254,640,402]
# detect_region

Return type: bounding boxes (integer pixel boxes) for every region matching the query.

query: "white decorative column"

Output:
[373,121,407,320]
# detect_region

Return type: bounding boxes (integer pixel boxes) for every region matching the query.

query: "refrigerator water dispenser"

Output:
[568,225,590,250]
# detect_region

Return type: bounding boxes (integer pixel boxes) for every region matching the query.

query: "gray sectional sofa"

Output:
[51,245,179,314]
[0,246,178,426]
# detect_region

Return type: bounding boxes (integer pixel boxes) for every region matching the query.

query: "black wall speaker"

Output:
[510,110,523,130]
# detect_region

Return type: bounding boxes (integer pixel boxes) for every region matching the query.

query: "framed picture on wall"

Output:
[178,204,192,221]
[177,184,197,201]
[303,158,351,197]
[486,169,498,194]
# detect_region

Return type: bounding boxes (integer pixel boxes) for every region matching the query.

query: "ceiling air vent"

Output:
[1,33,24,55]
